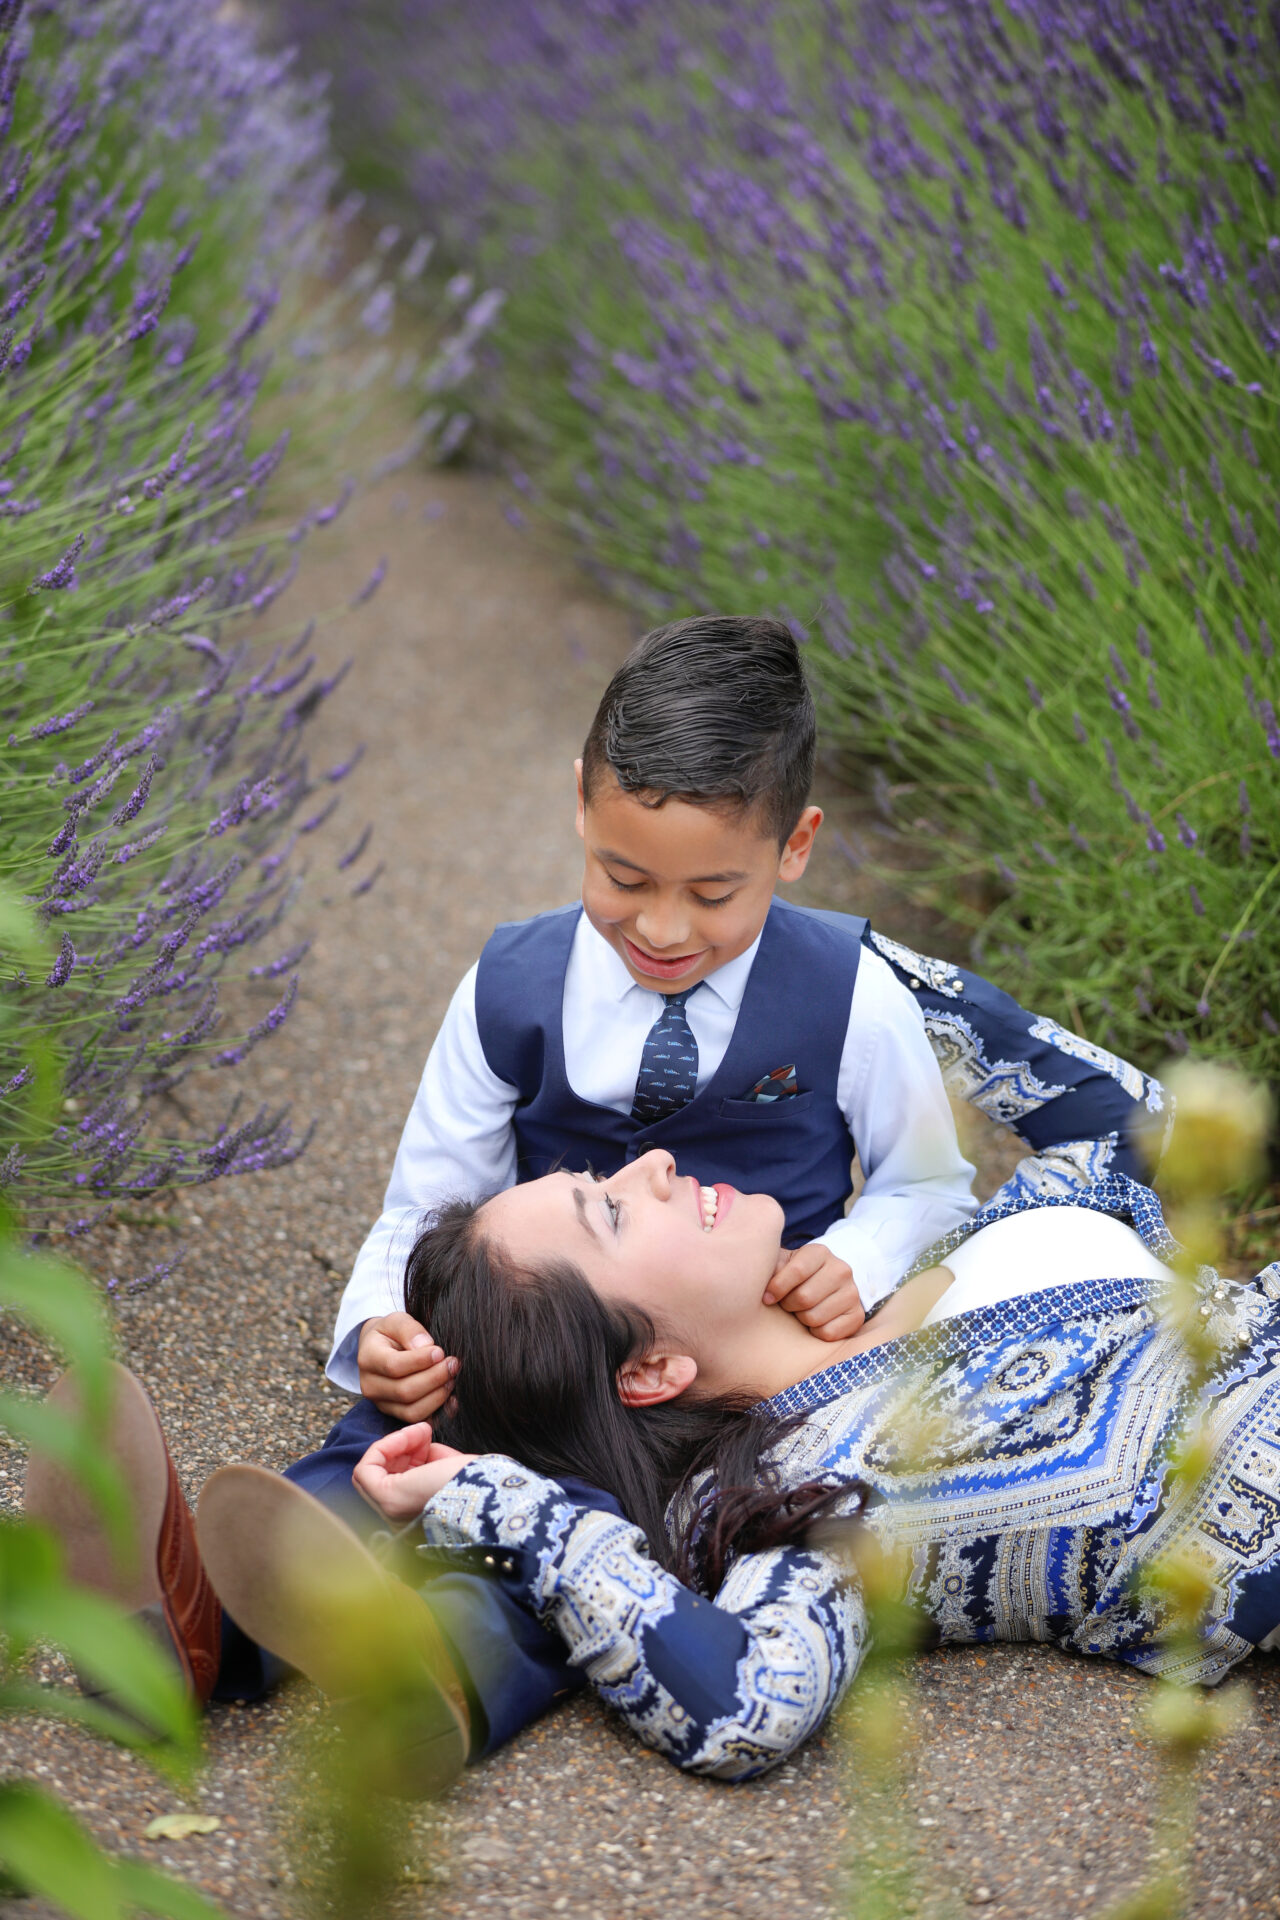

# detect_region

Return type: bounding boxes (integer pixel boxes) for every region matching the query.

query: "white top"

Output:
[328,910,978,1390]
[923,1205,1172,1326]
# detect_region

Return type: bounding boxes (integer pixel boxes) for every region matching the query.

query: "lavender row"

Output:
[0,0,491,1234]
[284,0,1280,1072]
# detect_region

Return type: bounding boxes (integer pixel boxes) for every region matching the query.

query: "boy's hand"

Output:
[764,1244,865,1340]
[352,1422,477,1522]
[357,1312,459,1423]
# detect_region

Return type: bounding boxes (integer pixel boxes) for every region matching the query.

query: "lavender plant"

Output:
[283,0,1280,1076]
[0,0,485,1233]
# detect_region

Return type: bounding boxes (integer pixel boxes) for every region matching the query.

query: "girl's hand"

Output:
[352,1421,478,1522]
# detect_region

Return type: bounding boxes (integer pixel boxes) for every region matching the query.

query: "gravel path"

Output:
[1,462,1277,1919]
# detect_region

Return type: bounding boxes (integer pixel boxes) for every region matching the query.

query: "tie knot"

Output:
[663,983,699,1009]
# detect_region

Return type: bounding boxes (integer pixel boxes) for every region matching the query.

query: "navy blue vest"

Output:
[473,898,866,1248]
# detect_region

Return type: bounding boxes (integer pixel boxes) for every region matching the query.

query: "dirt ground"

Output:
[1,460,1277,1919]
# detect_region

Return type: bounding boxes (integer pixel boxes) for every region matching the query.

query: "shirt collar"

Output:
[580,912,762,1011]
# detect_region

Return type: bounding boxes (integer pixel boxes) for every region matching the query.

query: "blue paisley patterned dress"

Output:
[420,1175,1280,1781]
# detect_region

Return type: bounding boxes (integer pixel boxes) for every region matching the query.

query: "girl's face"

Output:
[481,1149,784,1358]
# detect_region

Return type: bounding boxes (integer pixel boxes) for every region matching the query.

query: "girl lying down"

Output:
[345,1148,1280,1780]
[32,1148,1278,1790]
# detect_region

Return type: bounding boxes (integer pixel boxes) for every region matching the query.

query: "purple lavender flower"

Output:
[0,0,396,1235]
[30,701,94,739]
[126,1248,186,1295]
[214,975,298,1067]
[323,745,365,784]
[350,557,388,607]
[45,934,75,989]
[31,533,86,592]
[111,755,158,827]
[935,662,970,706]
[336,823,372,871]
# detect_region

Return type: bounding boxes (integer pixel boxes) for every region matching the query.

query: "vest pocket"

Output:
[716,1091,815,1119]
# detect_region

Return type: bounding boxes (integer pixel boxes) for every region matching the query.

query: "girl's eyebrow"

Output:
[571,1184,600,1242]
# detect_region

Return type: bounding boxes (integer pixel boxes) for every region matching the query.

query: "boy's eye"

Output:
[604,870,644,892]
[692,891,735,908]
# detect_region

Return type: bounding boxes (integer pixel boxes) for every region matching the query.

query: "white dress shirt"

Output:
[327,911,977,1390]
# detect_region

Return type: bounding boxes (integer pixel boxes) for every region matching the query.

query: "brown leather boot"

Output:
[24,1361,222,1708]
[197,1463,469,1799]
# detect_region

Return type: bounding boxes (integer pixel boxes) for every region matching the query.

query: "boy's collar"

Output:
[579,912,763,1011]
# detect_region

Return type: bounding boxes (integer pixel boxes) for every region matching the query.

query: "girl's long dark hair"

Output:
[405,1200,856,1593]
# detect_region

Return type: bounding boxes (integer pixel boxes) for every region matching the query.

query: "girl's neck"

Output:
[701,1265,954,1401]
[700,1303,864,1403]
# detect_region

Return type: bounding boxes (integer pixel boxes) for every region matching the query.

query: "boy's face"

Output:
[575,763,822,991]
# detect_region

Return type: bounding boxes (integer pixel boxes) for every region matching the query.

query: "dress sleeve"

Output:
[862,926,1168,1195]
[421,1457,866,1780]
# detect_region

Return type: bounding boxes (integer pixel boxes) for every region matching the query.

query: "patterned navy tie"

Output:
[630,985,702,1125]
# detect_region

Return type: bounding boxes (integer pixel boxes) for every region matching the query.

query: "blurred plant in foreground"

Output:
[833,1528,938,1919]
[0,1247,225,1919]
[272,1518,453,1919]
[0,890,224,1917]
[1108,1058,1273,1920]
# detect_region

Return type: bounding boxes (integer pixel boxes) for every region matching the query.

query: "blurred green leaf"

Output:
[0,1394,131,1554]
[0,1677,196,1762]
[0,890,51,972]
[0,1781,128,1919]
[0,1245,113,1374]
[0,1519,197,1761]
[112,1854,228,1920]
[0,1783,227,1920]
[7,1580,200,1762]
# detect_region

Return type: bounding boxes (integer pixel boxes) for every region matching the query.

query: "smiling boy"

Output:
[335,615,978,1420]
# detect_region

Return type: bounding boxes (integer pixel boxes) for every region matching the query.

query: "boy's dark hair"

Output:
[581,615,816,846]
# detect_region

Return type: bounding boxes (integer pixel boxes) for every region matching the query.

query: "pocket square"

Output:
[741,1064,800,1102]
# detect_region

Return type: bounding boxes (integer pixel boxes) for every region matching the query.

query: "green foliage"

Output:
[0,883,224,1916]
[0,1241,225,1917]
[0,1783,224,1920]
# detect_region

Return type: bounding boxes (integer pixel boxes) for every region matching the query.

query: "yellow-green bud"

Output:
[1139,1060,1271,1201]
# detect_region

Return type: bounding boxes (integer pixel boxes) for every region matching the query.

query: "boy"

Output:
[336,614,979,1422]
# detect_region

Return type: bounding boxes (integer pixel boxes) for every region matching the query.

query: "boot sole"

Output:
[24,1361,169,1607]
[23,1361,193,1717]
[196,1464,468,1798]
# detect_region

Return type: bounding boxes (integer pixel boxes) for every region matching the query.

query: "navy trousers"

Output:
[213,1398,585,1756]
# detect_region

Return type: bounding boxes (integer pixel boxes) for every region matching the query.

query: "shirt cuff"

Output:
[324,1322,363,1395]
[812,1220,896,1310]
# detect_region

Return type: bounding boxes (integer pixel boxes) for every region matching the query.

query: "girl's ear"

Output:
[617,1351,698,1408]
